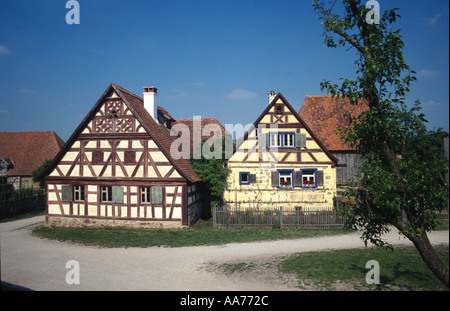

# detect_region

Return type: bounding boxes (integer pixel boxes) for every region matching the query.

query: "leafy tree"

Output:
[32,159,52,188]
[190,137,231,208]
[313,0,449,287]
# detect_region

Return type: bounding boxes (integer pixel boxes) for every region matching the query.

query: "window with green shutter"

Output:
[258,131,267,148]
[296,133,307,148]
[61,185,73,202]
[151,187,163,204]
[112,186,123,204]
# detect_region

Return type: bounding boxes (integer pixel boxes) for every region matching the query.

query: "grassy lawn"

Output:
[278,244,449,291]
[31,217,448,248]
[0,211,45,223]
[32,218,351,248]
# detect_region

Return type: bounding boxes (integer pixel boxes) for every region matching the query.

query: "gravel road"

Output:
[1,216,448,291]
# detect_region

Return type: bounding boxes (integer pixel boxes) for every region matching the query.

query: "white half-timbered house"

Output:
[40,83,206,228]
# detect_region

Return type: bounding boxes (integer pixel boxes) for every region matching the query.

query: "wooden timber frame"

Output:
[39,83,206,228]
[223,92,338,211]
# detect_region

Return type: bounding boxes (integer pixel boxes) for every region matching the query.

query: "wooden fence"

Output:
[0,194,46,219]
[213,206,347,229]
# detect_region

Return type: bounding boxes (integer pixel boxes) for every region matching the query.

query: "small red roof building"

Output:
[299,95,369,184]
[299,95,369,152]
[0,131,65,189]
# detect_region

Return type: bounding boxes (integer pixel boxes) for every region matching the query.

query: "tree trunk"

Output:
[397,227,449,288]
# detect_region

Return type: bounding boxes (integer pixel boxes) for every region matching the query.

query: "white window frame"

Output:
[301,170,316,188]
[284,133,295,147]
[269,132,295,148]
[101,186,112,202]
[74,185,84,201]
[278,170,293,188]
[270,133,282,147]
[140,187,151,204]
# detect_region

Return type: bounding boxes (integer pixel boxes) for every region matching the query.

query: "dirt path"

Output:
[1,216,448,291]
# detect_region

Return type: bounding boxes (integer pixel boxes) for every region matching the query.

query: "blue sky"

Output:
[0,0,448,141]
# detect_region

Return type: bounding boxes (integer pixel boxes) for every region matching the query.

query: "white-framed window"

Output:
[270,133,282,147]
[141,187,151,204]
[269,132,295,148]
[278,170,293,188]
[284,133,295,147]
[301,169,316,188]
[74,185,84,201]
[101,186,112,202]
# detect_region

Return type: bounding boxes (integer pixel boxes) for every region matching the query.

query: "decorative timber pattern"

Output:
[42,83,204,228]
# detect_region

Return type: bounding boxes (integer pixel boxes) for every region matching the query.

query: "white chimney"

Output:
[268,90,276,104]
[143,86,158,122]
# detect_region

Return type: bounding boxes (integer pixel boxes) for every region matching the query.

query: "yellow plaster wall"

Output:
[225,97,337,210]
[224,164,336,210]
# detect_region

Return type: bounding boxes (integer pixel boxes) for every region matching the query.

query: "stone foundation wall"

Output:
[46,216,184,229]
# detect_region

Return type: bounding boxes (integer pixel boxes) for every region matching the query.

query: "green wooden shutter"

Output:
[112,186,123,204]
[258,130,266,148]
[61,185,73,202]
[296,133,306,148]
[151,187,163,204]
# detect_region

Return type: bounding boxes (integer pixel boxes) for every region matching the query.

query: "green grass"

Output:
[32,218,351,248]
[215,262,258,276]
[0,211,45,223]
[278,245,449,291]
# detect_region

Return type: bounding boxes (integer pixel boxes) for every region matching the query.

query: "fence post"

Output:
[213,205,216,228]
[280,206,283,228]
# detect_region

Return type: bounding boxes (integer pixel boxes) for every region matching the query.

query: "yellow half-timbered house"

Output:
[39,83,206,228]
[224,92,338,210]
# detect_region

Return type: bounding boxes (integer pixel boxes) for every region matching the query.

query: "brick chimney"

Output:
[143,86,158,122]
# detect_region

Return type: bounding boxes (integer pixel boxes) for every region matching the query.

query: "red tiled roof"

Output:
[171,117,230,152]
[299,95,369,151]
[40,83,201,183]
[114,84,202,183]
[157,106,175,121]
[0,131,65,176]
